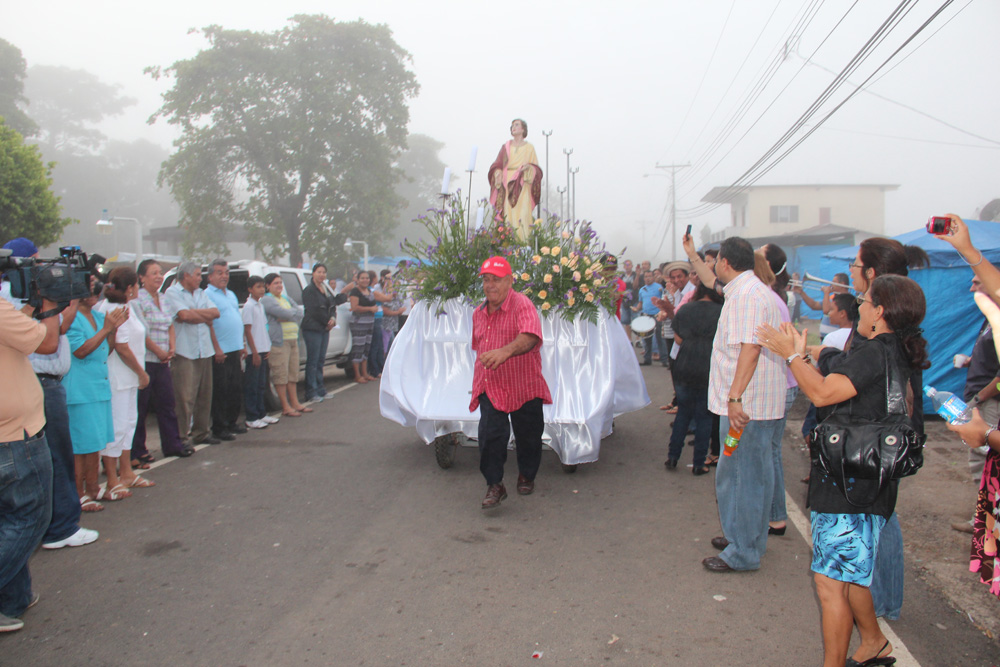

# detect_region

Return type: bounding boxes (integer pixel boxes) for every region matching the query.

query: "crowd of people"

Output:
[3,215,999,661]
[611,214,999,666]
[0,239,411,633]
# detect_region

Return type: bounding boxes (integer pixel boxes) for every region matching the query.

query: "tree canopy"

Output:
[25,65,135,155]
[0,120,73,246]
[148,15,419,264]
[0,38,37,137]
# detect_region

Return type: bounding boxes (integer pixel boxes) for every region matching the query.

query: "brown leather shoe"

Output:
[702,556,733,572]
[711,536,729,550]
[481,483,507,509]
[516,474,534,495]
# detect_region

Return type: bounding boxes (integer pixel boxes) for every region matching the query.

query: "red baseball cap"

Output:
[480,256,512,277]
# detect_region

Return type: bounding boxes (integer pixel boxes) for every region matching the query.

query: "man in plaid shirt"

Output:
[470,256,552,509]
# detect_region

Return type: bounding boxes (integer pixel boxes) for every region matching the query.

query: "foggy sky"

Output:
[5,0,999,264]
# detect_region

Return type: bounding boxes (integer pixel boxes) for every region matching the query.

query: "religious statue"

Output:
[488,118,543,240]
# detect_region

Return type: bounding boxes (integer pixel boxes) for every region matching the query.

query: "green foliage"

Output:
[0,38,37,137]
[0,120,73,246]
[148,15,419,265]
[401,198,623,323]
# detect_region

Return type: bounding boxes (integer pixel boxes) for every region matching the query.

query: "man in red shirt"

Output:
[471,256,552,509]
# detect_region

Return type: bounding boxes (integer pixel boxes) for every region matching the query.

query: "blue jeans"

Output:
[39,378,81,544]
[715,415,785,570]
[243,355,270,422]
[870,512,903,619]
[668,383,712,468]
[0,431,52,617]
[769,386,798,523]
[302,329,329,400]
[801,402,818,438]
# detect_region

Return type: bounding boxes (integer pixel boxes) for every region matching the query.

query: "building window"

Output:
[770,205,799,223]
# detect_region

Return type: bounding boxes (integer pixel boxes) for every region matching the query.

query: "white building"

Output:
[703,183,898,243]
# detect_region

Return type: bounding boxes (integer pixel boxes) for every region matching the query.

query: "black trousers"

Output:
[212,351,244,434]
[477,393,544,486]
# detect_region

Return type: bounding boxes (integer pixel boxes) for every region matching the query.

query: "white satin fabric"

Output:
[379,298,650,464]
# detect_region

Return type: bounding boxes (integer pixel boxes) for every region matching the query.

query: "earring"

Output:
[871,324,876,333]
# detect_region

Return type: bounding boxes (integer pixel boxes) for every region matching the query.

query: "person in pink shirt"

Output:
[470,256,552,510]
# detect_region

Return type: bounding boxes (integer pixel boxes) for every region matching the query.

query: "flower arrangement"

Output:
[400,195,623,323]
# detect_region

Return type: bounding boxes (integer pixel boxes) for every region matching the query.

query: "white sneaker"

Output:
[42,526,99,550]
[262,415,279,424]
[308,396,323,404]
[247,419,268,429]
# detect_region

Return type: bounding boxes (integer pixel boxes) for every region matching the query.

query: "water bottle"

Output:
[924,385,971,425]
[723,425,743,457]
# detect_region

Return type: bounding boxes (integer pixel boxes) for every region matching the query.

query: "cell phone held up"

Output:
[685,224,692,238]
[926,216,953,235]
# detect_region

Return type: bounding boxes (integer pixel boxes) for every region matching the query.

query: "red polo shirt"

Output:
[470,288,552,413]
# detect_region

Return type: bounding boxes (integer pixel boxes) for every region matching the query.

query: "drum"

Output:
[631,314,656,338]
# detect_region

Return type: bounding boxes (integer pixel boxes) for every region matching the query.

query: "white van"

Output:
[161,260,354,376]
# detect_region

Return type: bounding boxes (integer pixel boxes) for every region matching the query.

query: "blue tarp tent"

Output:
[821,220,1000,413]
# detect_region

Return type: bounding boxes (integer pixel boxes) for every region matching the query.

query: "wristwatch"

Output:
[728,396,742,403]
[785,353,802,366]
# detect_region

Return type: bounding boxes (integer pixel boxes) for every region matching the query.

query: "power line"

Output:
[806,123,1000,149]
[660,0,738,160]
[679,0,958,219]
[677,0,928,218]
[675,0,860,198]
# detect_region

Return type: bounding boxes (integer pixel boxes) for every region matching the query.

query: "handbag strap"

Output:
[828,336,908,420]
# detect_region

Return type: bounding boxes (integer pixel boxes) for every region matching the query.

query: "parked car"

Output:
[161,260,355,376]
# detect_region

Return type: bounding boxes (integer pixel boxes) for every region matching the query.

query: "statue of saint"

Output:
[488,118,543,241]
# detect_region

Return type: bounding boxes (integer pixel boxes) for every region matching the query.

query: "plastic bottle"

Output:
[924,385,971,425]
[723,425,743,457]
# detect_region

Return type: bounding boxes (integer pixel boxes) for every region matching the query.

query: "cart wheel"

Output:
[434,433,459,469]
[561,463,578,474]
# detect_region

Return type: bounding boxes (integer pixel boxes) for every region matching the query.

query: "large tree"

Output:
[25,65,135,155]
[147,15,419,264]
[0,120,73,246]
[0,38,37,138]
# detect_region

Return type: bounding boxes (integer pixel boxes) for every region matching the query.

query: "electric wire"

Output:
[679,0,957,219]
[677,0,927,218]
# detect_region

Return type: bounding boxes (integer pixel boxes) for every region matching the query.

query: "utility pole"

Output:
[563,148,573,221]
[542,130,553,219]
[654,162,690,259]
[570,167,579,223]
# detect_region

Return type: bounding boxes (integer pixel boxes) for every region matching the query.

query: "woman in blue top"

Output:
[64,280,128,511]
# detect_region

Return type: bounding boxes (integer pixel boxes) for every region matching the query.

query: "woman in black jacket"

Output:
[301,263,336,403]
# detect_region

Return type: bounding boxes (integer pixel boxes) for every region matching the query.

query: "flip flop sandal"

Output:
[97,484,132,501]
[80,495,104,512]
[131,459,152,470]
[127,475,156,488]
[298,406,314,413]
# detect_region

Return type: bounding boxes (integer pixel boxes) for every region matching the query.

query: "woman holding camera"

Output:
[757,275,928,667]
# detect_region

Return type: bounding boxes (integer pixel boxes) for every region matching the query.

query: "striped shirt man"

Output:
[708,269,786,418]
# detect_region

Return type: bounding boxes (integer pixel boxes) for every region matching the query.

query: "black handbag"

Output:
[808,339,925,507]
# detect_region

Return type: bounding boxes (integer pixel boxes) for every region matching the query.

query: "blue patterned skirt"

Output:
[811,511,887,586]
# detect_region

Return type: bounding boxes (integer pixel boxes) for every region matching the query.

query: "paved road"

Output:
[3,365,998,665]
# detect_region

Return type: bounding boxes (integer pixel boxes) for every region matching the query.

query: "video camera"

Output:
[0,246,93,309]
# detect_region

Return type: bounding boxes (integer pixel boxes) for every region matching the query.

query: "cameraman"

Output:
[0,285,60,633]
[2,239,99,553]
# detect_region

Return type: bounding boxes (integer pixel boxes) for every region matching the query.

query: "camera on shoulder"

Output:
[0,246,93,310]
